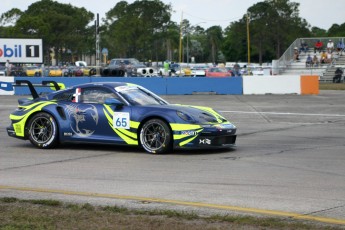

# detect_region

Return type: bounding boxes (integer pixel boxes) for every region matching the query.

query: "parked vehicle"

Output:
[102,58,154,77]
[205,67,232,77]
[48,67,63,77]
[24,66,42,77]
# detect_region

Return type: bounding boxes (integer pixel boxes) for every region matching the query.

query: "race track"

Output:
[0,91,345,226]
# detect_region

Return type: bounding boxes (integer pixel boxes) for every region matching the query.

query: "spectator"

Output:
[326,51,333,64]
[336,40,344,55]
[314,40,323,53]
[312,54,320,67]
[293,47,300,61]
[163,60,170,76]
[327,39,334,53]
[320,51,327,64]
[305,54,313,67]
[233,62,241,76]
[333,67,343,83]
[5,60,11,76]
[299,41,309,53]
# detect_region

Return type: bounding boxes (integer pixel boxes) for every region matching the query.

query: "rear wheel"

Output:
[140,119,172,154]
[27,112,58,149]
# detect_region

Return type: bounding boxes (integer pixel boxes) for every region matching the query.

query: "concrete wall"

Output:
[243,75,301,95]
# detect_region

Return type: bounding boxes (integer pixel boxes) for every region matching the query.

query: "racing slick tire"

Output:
[27,112,59,149]
[139,119,172,154]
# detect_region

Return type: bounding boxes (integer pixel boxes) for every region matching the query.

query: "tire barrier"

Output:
[139,68,155,77]
[89,68,96,76]
[101,68,126,77]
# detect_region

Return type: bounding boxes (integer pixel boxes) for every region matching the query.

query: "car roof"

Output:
[47,82,136,99]
[72,82,132,89]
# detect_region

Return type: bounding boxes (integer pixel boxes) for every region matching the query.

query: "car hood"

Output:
[144,104,229,124]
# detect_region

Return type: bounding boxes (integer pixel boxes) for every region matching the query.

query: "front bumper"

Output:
[175,125,237,150]
[7,125,26,140]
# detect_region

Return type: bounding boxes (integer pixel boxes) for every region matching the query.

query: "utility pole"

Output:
[246,13,251,73]
[178,11,183,76]
[95,13,100,75]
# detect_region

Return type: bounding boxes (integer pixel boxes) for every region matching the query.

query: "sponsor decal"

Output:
[74,88,81,102]
[66,104,99,137]
[64,132,73,136]
[199,138,211,145]
[181,131,197,136]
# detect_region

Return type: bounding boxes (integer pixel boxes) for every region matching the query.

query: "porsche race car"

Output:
[7,80,237,153]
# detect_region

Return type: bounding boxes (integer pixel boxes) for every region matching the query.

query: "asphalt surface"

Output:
[0,91,345,225]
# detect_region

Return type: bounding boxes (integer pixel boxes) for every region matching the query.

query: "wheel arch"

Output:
[137,115,173,137]
[24,109,60,140]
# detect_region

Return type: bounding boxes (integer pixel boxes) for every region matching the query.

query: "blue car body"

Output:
[7,81,237,153]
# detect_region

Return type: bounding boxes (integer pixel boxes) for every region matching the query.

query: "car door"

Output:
[65,86,133,145]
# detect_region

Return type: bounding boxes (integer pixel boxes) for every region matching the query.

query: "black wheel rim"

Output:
[142,122,167,151]
[30,117,53,144]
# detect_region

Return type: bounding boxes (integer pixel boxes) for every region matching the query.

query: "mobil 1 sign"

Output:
[0,38,43,63]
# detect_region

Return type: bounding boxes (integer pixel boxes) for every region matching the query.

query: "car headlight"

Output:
[177,111,195,123]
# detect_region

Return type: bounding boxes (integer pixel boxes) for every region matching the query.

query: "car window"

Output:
[118,87,167,106]
[52,89,75,101]
[81,87,119,104]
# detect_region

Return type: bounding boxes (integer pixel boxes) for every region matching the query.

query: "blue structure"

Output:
[13,76,243,95]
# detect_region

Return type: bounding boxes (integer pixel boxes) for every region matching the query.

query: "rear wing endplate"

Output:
[14,80,62,99]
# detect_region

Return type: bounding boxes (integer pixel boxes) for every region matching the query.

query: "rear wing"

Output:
[13,80,65,99]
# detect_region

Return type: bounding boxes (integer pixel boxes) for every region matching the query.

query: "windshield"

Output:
[117,86,168,106]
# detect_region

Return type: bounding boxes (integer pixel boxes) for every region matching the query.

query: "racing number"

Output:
[113,112,130,129]
[116,117,127,127]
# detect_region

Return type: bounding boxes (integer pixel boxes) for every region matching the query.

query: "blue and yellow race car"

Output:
[7,81,237,154]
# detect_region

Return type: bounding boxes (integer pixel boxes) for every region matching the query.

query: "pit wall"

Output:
[0,75,319,96]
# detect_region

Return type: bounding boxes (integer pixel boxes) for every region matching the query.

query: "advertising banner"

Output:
[0,77,14,95]
[0,38,43,63]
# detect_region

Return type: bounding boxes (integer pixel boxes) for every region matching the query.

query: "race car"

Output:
[7,80,237,154]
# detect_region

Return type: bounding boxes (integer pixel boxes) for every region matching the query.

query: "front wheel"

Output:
[140,119,172,154]
[27,112,59,149]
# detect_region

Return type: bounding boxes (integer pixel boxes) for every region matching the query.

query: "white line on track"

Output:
[220,111,345,117]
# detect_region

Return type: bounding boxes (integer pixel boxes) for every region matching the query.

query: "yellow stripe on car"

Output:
[10,101,57,137]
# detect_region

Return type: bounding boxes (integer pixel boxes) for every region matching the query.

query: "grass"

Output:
[0,197,343,230]
[319,83,345,90]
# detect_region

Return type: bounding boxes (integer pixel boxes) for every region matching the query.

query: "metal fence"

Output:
[275,37,345,74]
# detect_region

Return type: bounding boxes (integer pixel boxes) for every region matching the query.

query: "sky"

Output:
[1,0,345,30]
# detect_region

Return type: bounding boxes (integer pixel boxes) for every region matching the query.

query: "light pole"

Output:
[246,13,251,72]
[95,13,100,75]
[179,12,183,65]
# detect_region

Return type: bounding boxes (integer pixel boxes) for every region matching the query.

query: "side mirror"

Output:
[104,98,124,108]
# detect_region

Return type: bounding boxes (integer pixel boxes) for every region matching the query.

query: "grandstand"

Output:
[275,37,345,82]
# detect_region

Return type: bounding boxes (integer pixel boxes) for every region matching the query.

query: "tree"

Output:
[0,8,23,38]
[103,0,172,61]
[328,23,345,37]
[222,0,311,64]
[206,26,223,64]
[12,0,94,65]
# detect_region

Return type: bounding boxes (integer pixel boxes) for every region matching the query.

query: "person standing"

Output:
[163,60,170,76]
[5,60,11,76]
